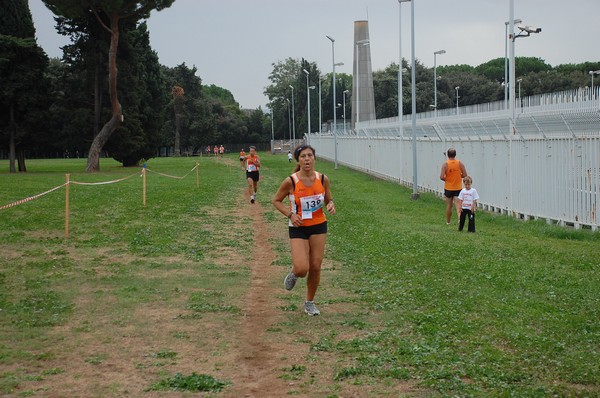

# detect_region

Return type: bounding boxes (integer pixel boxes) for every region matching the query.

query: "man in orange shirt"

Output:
[440,148,467,225]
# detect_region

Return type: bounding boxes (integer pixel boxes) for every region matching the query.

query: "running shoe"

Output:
[283,272,298,291]
[304,301,320,316]
[250,194,255,204]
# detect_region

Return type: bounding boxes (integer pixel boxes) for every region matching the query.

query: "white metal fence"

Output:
[307,89,600,230]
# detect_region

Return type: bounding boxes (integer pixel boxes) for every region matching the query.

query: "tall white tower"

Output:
[351,20,376,131]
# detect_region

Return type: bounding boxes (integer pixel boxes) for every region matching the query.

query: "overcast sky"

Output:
[30,0,599,109]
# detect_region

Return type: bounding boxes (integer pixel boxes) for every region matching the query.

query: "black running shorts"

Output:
[246,171,259,182]
[288,222,328,240]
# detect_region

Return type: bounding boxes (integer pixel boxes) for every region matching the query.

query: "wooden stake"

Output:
[65,174,70,239]
[142,164,147,207]
[196,160,199,188]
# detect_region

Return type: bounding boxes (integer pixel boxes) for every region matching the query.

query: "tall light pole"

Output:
[326,35,339,169]
[286,98,291,143]
[517,78,522,110]
[318,75,323,134]
[509,0,516,216]
[589,70,600,99]
[455,86,460,115]
[433,49,446,118]
[343,90,349,134]
[355,39,370,128]
[504,18,521,109]
[303,69,311,136]
[270,106,274,153]
[409,0,418,199]
[289,85,295,148]
[510,18,542,134]
[398,0,410,134]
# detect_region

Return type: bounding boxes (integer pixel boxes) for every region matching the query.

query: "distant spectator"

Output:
[440,148,467,225]
[458,176,479,232]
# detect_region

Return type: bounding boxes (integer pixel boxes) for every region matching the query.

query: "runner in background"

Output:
[245,146,261,204]
[239,148,246,170]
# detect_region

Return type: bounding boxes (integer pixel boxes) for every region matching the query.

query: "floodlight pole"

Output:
[343,90,349,134]
[286,98,291,143]
[327,35,339,169]
[303,69,311,137]
[509,0,515,216]
[398,0,410,135]
[318,76,323,134]
[410,0,419,199]
[289,85,296,149]
[433,49,445,118]
[504,18,521,109]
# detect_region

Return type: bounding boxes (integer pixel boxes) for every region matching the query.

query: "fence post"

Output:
[142,164,147,207]
[196,160,199,188]
[65,174,70,239]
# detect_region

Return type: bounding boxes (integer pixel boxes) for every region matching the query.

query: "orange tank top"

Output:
[246,155,260,172]
[445,159,463,190]
[289,171,326,227]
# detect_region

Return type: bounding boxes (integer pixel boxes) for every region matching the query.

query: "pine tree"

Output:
[0,0,48,172]
[42,0,175,172]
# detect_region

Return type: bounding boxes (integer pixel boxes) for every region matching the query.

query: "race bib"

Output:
[300,194,324,219]
[247,164,257,172]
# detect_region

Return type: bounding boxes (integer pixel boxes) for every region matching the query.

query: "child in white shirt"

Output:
[458,176,479,232]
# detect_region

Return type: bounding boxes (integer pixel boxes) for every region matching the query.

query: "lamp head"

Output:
[326,35,335,42]
[505,18,522,26]
[303,69,309,75]
[434,50,446,55]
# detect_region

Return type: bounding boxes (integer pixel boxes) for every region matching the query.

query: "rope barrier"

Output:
[70,171,139,186]
[2,162,200,238]
[0,183,67,211]
[146,164,197,180]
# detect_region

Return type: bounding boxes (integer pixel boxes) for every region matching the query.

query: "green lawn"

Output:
[1,155,599,397]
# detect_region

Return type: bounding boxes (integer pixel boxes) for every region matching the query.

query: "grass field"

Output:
[1,154,599,397]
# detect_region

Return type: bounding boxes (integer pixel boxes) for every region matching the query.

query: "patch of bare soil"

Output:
[221,190,298,397]
[8,182,423,397]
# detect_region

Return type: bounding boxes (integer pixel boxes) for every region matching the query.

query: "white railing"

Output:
[307,88,600,230]
[354,86,600,134]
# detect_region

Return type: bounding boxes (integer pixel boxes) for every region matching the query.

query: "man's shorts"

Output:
[444,189,462,198]
[240,157,245,161]
[246,171,260,182]
[289,222,327,239]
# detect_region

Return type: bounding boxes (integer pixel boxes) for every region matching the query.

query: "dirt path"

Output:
[3,161,421,397]
[224,189,301,397]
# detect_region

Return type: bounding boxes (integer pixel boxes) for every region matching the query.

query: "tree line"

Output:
[1,0,271,172]
[265,57,600,138]
[2,1,598,172]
